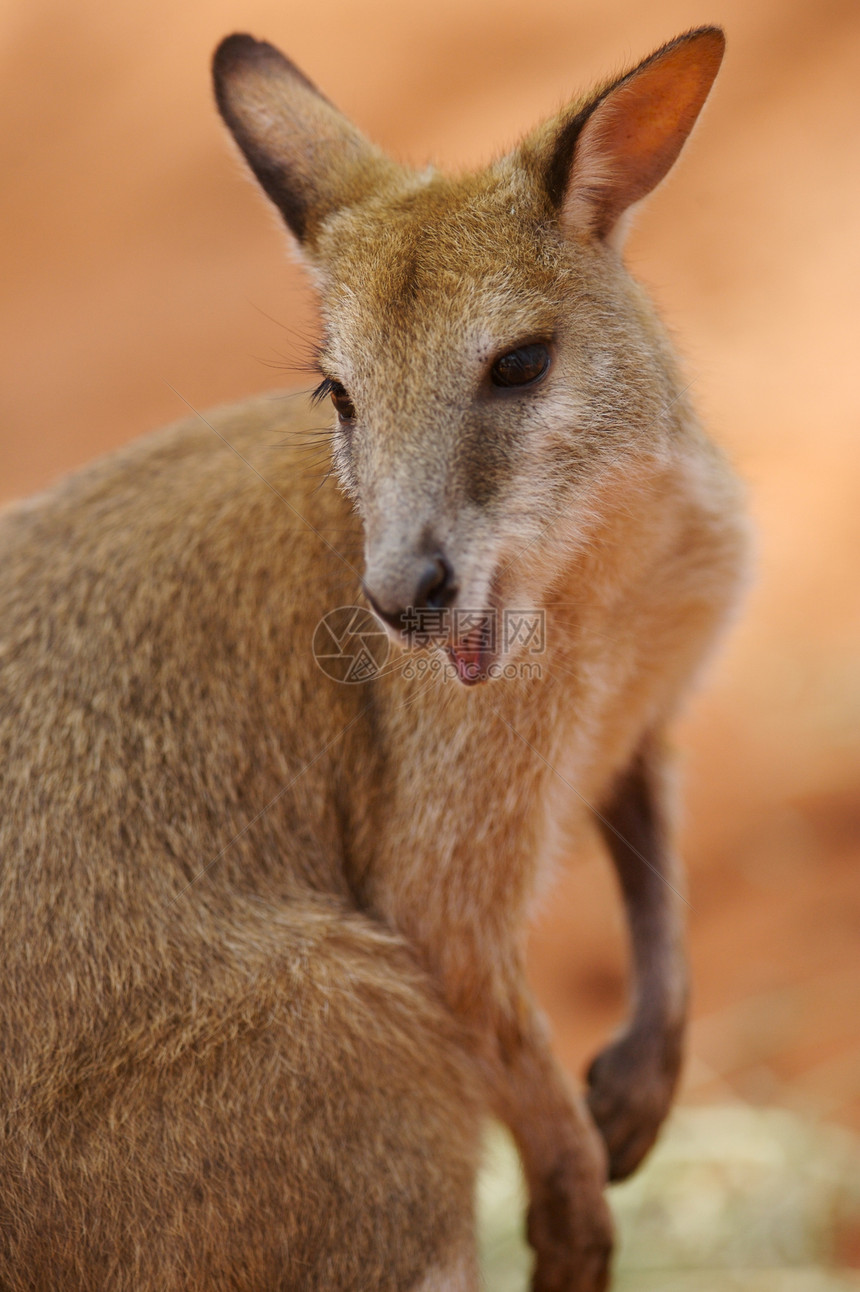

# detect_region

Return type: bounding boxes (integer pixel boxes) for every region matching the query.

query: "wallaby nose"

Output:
[364,555,458,633]
[415,556,456,611]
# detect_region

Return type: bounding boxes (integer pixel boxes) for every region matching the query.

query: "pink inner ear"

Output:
[564,32,724,240]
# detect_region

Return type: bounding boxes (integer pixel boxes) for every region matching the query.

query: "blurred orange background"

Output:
[2,0,859,1132]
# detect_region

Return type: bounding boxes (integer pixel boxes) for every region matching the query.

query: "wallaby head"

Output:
[213,29,724,681]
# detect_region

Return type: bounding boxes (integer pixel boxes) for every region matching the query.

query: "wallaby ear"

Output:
[212,34,394,247]
[539,27,725,245]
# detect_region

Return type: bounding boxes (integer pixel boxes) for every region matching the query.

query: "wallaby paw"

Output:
[526,1159,613,1292]
[585,1027,680,1181]
[529,1244,611,1292]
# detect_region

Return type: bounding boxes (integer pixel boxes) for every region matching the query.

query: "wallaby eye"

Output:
[490,342,551,389]
[329,380,356,423]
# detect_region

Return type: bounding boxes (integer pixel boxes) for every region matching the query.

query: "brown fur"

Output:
[0,28,747,1292]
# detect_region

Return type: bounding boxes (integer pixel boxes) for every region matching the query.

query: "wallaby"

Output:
[0,26,747,1292]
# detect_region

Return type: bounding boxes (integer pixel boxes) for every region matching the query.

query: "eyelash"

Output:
[310,376,336,408]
